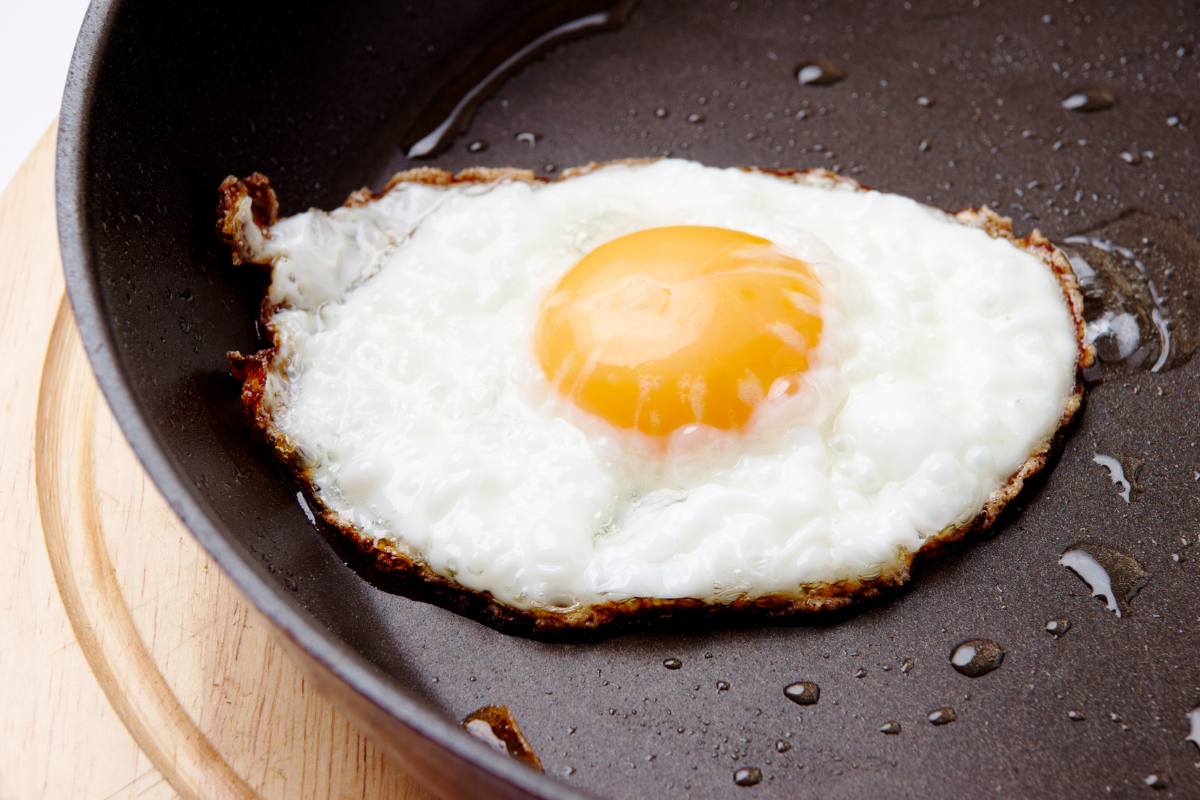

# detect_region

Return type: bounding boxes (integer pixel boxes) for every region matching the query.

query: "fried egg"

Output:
[221,159,1088,629]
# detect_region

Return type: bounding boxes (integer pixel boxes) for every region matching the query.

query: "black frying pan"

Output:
[58,1,1200,797]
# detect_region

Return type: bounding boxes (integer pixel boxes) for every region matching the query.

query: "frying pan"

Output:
[58,0,1200,797]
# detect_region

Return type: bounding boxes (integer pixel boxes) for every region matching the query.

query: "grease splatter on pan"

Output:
[949,639,1005,678]
[1061,210,1200,375]
[462,705,544,771]
[1059,542,1150,618]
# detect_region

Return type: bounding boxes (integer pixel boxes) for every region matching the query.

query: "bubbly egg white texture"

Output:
[250,160,1077,611]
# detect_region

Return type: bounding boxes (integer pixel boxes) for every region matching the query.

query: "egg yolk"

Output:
[535,226,823,436]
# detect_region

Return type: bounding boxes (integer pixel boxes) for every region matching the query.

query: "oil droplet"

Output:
[1062,210,1200,374]
[1144,773,1170,790]
[663,657,683,670]
[1061,88,1116,112]
[1059,542,1150,618]
[654,107,669,118]
[949,639,1005,678]
[775,739,791,752]
[1092,454,1131,503]
[1068,710,1086,721]
[784,681,820,705]
[1186,706,1200,752]
[1119,150,1142,165]
[687,112,706,124]
[900,658,915,674]
[468,140,488,153]
[782,681,820,705]
[734,767,763,787]
[918,138,931,152]
[1045,618,1072,637]
[462,705,544,771]
[854,668,868,678]
[879,721,902,735]
[928,708,957,726]
[717,681,731,692]
[516,131,539,146]
[296,491,317,525]
[916,95,935,107]
[796,59,846,86]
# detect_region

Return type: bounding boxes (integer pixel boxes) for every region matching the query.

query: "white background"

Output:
[0,0,92,194]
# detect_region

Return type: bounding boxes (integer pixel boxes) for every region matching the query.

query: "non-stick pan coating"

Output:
[59,1,1200,797]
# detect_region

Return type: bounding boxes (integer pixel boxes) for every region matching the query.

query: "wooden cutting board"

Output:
[0,124,439,800]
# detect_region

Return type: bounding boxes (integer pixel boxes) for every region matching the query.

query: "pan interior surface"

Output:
[61,0,1200,797]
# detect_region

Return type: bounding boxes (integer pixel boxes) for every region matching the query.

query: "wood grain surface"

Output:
[0,124,440,800]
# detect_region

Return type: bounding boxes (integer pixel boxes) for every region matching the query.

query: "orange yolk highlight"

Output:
[535,226,823,436]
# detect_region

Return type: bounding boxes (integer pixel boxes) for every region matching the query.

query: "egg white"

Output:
[245,160,1078,611]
